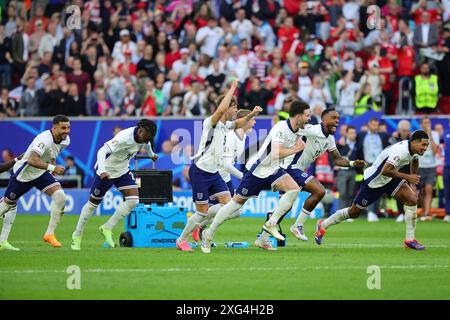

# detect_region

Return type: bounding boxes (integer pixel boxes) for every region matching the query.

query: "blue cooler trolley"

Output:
[119,155,188,248]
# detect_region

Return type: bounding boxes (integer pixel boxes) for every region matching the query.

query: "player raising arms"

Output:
[315,130,429,250]
[176,79,262,252]
[192,108,257,240]
[200,99,310,253]
[259,107,366,245]
[0,115,70,251]
[71,119,157,250]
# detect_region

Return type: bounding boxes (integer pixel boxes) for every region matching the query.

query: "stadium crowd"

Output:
[1,0,450,119]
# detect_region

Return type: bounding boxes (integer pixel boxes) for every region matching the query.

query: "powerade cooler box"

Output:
[119,156,188,248]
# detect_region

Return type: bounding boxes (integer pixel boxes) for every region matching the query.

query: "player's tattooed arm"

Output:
[234,106,263,129]
[382,162,421,185]
[329,149,367,167]
[28,151,65,175]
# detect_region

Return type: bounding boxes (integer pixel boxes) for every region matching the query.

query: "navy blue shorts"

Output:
[189,164,230,204]
[209,180,234,205]
[90,171,137,200]
[235,169,288,199]
[3,171,60,202]
[285,168,313,190]
[354,178,406,209]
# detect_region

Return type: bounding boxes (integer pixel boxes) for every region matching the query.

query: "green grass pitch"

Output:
[1,214,450,300]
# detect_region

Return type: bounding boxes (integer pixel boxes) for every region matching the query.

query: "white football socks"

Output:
[200,203,223,227]
[0,199,15,219]
[45,190,66,235]
[206,200,242,238]
[103,196,139,230]
[73,201,98,237]
[0,206,17,242]
[267,190,299,225]
[404,205,417,241]
[294,207,311,227]
[179,210,207,241]
[322,207,350,229]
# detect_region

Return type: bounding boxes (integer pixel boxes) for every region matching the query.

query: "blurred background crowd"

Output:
[1,0,450,119]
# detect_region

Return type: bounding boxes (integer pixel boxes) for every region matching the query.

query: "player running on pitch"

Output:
[192,108,257,241]
[0,115,70,251]
[259,107,366,245]
[315,130,429,250]
[200,99,310,253]
[71,119,158,250]
[176,79,262,252]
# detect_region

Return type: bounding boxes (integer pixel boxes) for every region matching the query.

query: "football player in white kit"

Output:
[315,130,429,250]
[71,119,158,250]
[192,109,257,240]
[260,107,366,244]
[176,80,262,252]
[0,115,70,251]
[200,99,311,253]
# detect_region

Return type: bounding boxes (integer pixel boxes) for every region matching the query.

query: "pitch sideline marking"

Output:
[1,265,450,274]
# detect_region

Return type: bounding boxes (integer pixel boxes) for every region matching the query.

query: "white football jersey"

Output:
[246,120,299,178]
[191,116,235,173]
[283,124,337,171]
[364,140,419,188]
[95,126,155,179]
[13,130,70,182]
[218,130,246,182]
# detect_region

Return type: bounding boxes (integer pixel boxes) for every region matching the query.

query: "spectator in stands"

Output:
[181,81,206,116]
[28,19,47,62]
[0,25,13,90]
[413,11,439,64]
[391,19,414,47]
[251,13,276,52]
[0,88,17,118]
[245,77,274,115]
[359,60,383,105]
[196,17,224,59]
[231,8,253,43]
[205,59,225,95]
[305,74,332,109]
[67,58,91,98]
[355,83,380,115]
[436,24,450,96]
[65,83,86,116]
[355,117,390,222]
[120,82,141,116]
[249,45,270,80]
[335,69,360,116]
[95,88,112,116]
[297,61,312,101]
[414,62,439,113]
[18,77,39,117]
[418,117,440,221]
[334,125,358,210]
[11,17,28,77]
[38,22,60,59]
[112,29,138,64]
[63,156,84,188]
